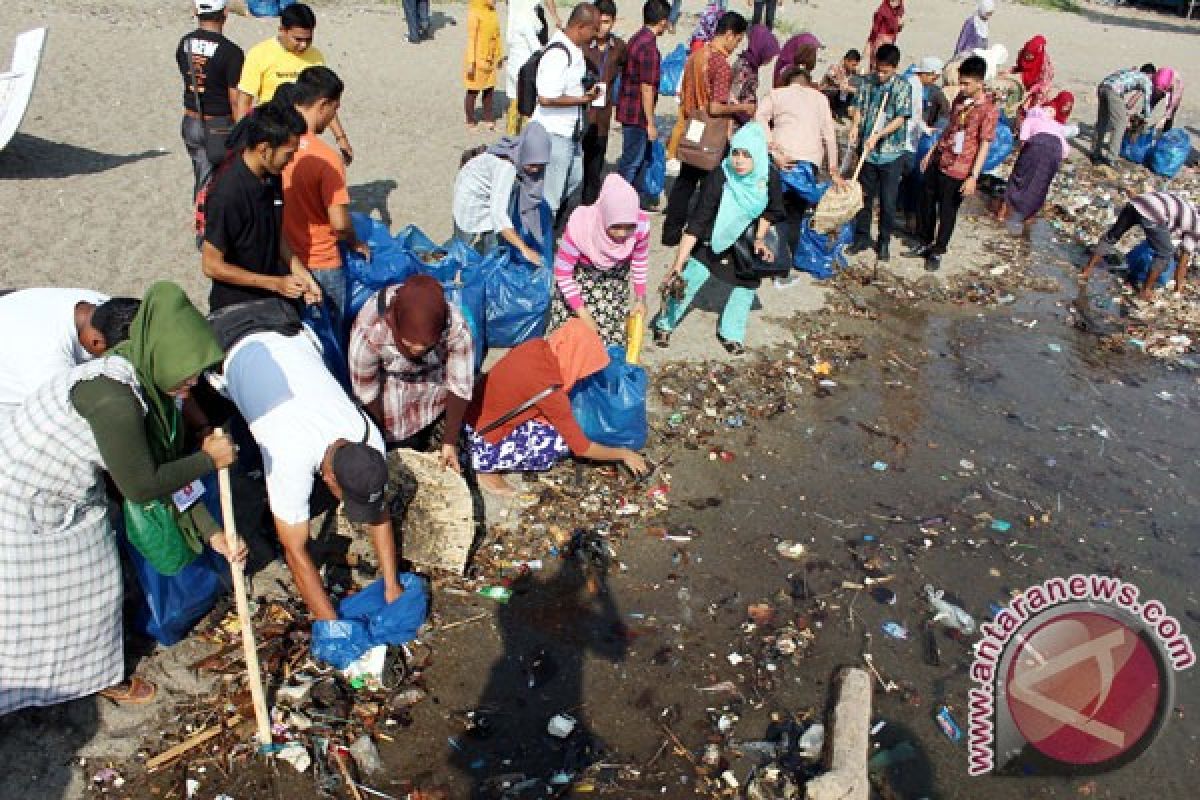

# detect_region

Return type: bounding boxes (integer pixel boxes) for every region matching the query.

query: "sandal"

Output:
[98,676,157,705]
[653,328,671,348]
[717,334,746,356]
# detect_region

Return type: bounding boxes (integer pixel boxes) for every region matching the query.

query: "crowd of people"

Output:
[0,0,1195,719]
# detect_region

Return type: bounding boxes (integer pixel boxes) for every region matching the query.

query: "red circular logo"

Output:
[1005,610,1167,767]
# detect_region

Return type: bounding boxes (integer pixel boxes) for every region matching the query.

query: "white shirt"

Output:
[904,72,926,152]
[224,330,386,525]
[452,153,518,234]
[505,0,543,97]
[0,288,108,410]
[532,31,586,139]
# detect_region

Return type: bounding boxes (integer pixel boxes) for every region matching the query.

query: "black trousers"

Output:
[853,156,906,249]
[581,123,608,207]
[662,162,710,246]
[752,0,778,30]
[918,166,966,254]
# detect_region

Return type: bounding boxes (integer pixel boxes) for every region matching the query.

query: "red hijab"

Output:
[387,275,448,351]
[1016,35,1047,90]
[870,0,904,41]
[1045,91,1074,124]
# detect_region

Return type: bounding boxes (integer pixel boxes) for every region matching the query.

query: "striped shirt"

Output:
[554,214,651,311]
[1132,192,1200,254]
[1101,68,1153,118]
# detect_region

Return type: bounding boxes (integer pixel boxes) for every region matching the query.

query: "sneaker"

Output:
[924,253,942,272]
[717,334,746,356]
[653,327,671,348]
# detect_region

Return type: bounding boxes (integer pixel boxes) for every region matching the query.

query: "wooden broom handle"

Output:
[214,428,272,747]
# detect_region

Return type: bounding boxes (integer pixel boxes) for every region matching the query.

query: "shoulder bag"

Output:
[732,223,793,279]
[677,108,730,172]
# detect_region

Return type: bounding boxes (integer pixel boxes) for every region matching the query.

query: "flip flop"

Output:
[98,676,156,705]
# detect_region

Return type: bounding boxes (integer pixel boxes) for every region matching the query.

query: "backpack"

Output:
[459,144,488,168]
[516,41,569,118]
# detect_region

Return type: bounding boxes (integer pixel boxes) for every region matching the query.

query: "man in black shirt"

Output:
[178,0,245,197]
[202,102,321,313]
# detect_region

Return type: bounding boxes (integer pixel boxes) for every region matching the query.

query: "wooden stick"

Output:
[215,428,272,747]
[146,715,243,771]
[330,746,364,800]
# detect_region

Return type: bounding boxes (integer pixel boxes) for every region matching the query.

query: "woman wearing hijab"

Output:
[0,282,239,714]
[349,275,475,468]
[731,25,780,124]
[1042,91,1074,125]
[464,318,648,496]
[953,0,993,58]
[1150,67,1184,132]
[996,97,1079,230]
[550,175,652,346]
[866,0,904,72]
[452,122,552,264]
[773,33,821,89]
[688,0,728,53]
[1011,35,1055,124]
[653,123,785,356]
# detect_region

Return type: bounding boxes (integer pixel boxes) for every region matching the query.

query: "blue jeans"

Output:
[401,0,430,42]
[617,125,652,195]
[654,258,757,344]
[312,266,347,334]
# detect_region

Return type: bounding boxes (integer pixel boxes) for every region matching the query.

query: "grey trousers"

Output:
[181,114,233,197]
[1091,86,1128,162]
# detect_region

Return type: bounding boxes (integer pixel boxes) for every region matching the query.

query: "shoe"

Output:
[774,274,804,290]
[717,334,746,356]
[876,242,891,262]
[847,237,872,255]
[906,242,933,258]
[653,327,671,348]
[924,253,942,272]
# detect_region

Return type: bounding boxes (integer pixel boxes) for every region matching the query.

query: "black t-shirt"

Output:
[177,29,244,117]
[204,156,286,312]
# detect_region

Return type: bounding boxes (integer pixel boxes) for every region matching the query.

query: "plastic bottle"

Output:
[924,584,976,635]
[347,734,382,775]
[626,310,645,365]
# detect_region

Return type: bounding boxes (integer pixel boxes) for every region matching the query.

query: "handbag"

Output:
[123,497,201,577]
[677,109,729,171]
[732,224,792,279]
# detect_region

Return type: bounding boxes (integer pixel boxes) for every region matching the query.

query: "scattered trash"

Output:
[546,714,577,739]
[935,705,963,742]
[881,621,909,640]
[925,585,976,635]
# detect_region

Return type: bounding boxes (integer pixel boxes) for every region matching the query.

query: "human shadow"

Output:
[1080,6,1200,35]
[349,179,399,230]
[0,698,102,799]
[449,537,629,798]
[0,134,166,180]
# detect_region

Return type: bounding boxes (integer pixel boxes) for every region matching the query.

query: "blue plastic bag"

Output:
[1147,128,1191,179]
[780,162,831,204]
[659,44,687,97]
[418,238,487,369]
[344,213,417,326]
[119,474,230,646]
[340,572,429,645]
[1121,132,1155,165]
[983,117,1015,173]
[311,572,430,669]
[483,249,553,347]
[302,296,351,389]
[246,0,297,17]
[640,141,667,197]
[569,345,648,449]
[793,220,854,279]
[1126,240,1177,287]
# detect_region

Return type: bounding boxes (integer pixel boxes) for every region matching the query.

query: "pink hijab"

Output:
[564,174,641,267]
[1020,107,1071,158]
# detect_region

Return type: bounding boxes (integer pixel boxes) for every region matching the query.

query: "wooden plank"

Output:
[386,449,477,576]
[146,715,244,772]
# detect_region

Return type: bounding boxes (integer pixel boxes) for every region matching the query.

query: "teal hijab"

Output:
[711,122,771,254]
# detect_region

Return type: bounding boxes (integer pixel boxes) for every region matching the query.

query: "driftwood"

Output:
[146,715,245,771]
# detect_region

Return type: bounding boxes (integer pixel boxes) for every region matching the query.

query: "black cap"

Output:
[331,443,389,524]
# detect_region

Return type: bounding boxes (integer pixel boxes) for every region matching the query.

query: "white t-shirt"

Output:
[224,330,386,525]
[532,31,586,139]
[904,72,926,153]
[0,287,109,410]
[505,0,543,97]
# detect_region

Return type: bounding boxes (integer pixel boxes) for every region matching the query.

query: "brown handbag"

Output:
[677,109,730,171]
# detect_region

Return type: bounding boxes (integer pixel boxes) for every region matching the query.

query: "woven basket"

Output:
[812,182,864,233]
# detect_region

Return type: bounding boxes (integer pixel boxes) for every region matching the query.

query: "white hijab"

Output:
[974,0,995,39]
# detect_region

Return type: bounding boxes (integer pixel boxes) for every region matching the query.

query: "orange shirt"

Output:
[282,133,349,269]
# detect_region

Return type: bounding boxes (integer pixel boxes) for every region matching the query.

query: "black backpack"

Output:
[516,41,569,118]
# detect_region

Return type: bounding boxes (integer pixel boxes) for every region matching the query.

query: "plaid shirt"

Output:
[1102,69,1153,118]
[853,73,912,165]
[348,286,475,443]
[934,92,999,181]
[616,27,660,128]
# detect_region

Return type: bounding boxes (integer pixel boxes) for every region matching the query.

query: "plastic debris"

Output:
[925,585,976,635]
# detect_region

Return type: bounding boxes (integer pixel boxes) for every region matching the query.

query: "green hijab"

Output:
[110,281,224,463]
[711,122,772,254]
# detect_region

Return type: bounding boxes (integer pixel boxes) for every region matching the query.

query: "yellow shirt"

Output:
[237,37,326,104]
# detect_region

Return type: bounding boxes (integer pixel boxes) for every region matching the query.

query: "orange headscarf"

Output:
[546,318,609,391]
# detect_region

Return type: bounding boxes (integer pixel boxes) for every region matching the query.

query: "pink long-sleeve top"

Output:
[553,214,651,311]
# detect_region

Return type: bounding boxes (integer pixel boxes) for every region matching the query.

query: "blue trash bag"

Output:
[793,220,854,280]
[983,117,1015,173]
[659,44,687,97]
[1147,128,1191,179]
[119,474,230,646]
[569,345,648,450]
[1121,132,1155,165]
[310,619,373,670]
[343,213,417,326]
[640,141,667,198]
[483,248,554,348]
[418,236,487,369]
[1126,240,1178,287]
[302,296,351,389]
[246,0,297,17]
[780,162,831,204]
[340,572,430,645]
